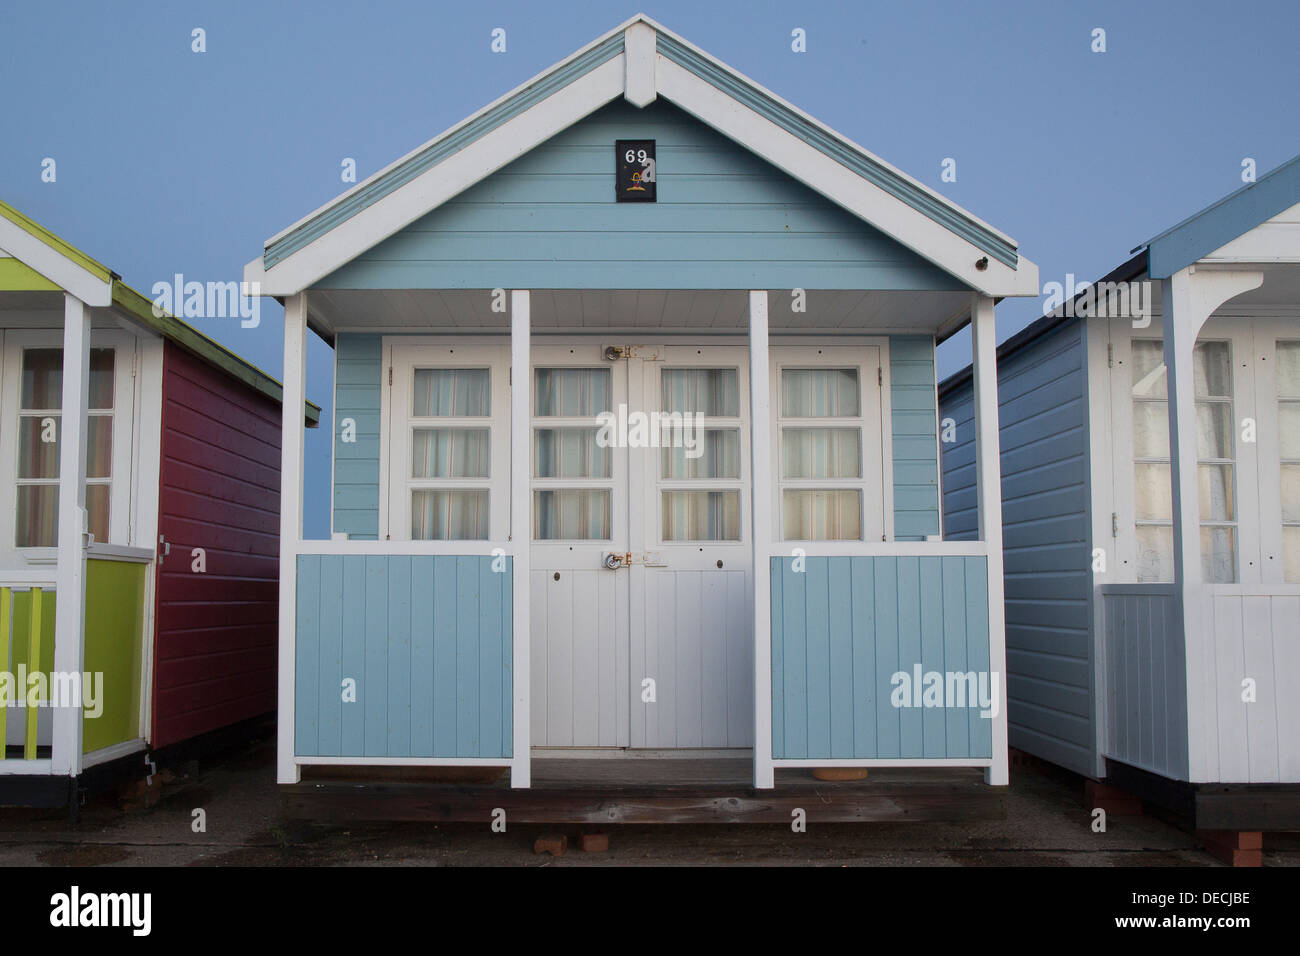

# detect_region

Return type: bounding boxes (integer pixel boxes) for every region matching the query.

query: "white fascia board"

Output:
[257,55,626,295]
[0,216,112,306]
[1200,201,1300,264]
[656,56,1038,299]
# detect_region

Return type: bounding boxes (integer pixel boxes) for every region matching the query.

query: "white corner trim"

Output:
[0,217,112,307]
[624,21,657,106]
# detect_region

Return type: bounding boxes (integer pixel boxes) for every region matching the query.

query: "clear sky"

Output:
[3,0,1297,537]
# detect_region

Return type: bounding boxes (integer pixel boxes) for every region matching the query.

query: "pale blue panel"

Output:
[941,555,970,759]
[896,557,923,757]
[295,556,320,754]
[386,556,412,756]
[339,556,367,754]
[849,557,877,758]
[873,558,900,758]
[317,100,965,293]
[316,555,344,756]
[295,553,512,759]
[780,561,807,758]
[770,554,991,760]
[826,557,854,757]
[363,556,390,755]
[333,334,382,539]
[804,558,831,756]
[410,556,435,755]
[889,335,939,541]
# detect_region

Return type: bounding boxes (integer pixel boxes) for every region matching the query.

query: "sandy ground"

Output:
[0,736,1296,866]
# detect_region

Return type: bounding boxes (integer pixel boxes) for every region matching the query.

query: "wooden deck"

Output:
[283,758,1005,824]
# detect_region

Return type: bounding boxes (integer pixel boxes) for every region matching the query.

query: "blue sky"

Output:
[3,0,1297,536]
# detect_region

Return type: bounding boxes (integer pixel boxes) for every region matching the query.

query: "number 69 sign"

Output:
[615,139,656,202]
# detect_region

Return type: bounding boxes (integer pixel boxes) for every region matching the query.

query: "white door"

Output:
[530,343,754,749]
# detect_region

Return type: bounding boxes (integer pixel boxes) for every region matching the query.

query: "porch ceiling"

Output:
[307,288,973,341]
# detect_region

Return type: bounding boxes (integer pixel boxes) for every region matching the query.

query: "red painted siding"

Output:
[152,342,281,748]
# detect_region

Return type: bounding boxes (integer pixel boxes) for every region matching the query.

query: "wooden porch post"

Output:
[1161,267,1261,781]
[510,290,531,788]
[52,293,90,778]
[970,294,1008,786]
[277,293,307,785]
[749,291,774,789]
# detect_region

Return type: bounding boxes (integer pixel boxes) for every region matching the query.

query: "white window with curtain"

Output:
[0,330,135,560]
[771,345,886,542]
[1276,340,1300,582]
[532,363,614,541]
[657,364,744,542]
[1129,338,1238,583]
[382,341,509,541]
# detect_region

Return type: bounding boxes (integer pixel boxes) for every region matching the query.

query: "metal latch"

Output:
[602,551,667,570]
[602,345,661,361]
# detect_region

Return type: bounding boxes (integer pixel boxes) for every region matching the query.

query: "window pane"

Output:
[1195,402,1233,459]
[782,489,861,541]
[87,415,112,479]
[782,369,860,417]
[1280,404,1300,460]
[20,348,114,409]
[1277,342,1300,399]
[20,349,62,409]
[1135,525,1174,583]
[412,368,489,416]
[411,489,488,540]
[535,428,610,479]
[1201,526,1236,583]
[86,483,110,543]
[1134,462,1172,520]
[534,368,610,416]
[411,428,489,478]
[782,427,861,479]
[662,429,739,479]
[1194,342,1231,398]
[17,415,59,479]
[1132,401,1169,459]
[533,489,610,540]
[1197,464,1234,521]
[1281,464,1300,523]
[1284,527,1300,583]
[1130,341,1166,399]
[88,349,114,409]
[661,368,738,417]
[662,491,740,541]
[15,485,58,547]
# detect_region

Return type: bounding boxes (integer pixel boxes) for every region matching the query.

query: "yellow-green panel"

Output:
[6,588,56,758]
[82,559,147,753]
[0,258,61,292]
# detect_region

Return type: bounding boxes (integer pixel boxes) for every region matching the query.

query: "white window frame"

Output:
[0,329,136,564]
[379,337,510,542]
[769,342,890,544]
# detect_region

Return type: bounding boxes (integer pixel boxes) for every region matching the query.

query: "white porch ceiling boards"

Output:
[307,288,973,337]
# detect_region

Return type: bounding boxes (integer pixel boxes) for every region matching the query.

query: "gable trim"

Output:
[251,15,1036,299]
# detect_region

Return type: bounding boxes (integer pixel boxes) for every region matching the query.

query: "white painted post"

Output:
[970,295,1008,786]
[1161,267,1261,782]
[509,290,531,788]
[749,291,774,789]
[52,293,90,778]
[277,293,307,785]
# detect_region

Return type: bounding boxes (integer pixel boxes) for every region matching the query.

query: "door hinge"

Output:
[388,366,393,386]
[158,534,171,563]
[878,366,883,387]
[1112,512,1118,537]
[1107,343,1114,368]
